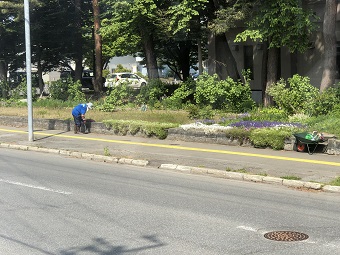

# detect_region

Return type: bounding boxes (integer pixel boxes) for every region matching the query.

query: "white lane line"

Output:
[0,179,72,195]
[237,226,258,232]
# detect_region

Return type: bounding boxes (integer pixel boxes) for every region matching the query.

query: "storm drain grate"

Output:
[264,231,309,242]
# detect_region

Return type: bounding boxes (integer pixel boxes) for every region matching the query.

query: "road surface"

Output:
[0,148,340,254]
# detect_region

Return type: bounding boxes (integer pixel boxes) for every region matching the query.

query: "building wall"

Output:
[106,56,145,75]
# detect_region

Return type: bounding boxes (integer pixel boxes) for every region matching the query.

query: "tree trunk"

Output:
[320,0,337,92]
[264,46,280,106]
[0,60,8,98]
[207,32,240,80]
[142,32,159,79]
[261,42,268,104]
[178,41,191,80]
[74,0,83,82]
[198,39,203,75]
[37,60,44,95]
[92,0,103,93]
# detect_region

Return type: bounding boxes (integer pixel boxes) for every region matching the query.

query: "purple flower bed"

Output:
[229,121,305,129]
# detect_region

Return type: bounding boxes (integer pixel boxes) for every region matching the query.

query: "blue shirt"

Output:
[72,103,87,116]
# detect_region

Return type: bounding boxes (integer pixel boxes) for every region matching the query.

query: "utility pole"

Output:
[24,0,33,141]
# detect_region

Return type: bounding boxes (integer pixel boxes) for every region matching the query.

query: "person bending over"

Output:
[71,102,93,134]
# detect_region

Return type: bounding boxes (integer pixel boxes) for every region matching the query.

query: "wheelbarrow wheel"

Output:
[296,141,306,152]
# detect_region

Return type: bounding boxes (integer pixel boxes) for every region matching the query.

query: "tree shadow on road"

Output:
[59,235,166,255]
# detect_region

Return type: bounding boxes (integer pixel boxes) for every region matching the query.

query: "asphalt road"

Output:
[1,148,340,254]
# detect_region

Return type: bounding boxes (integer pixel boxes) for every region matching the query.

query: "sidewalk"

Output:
[1,126,340,193]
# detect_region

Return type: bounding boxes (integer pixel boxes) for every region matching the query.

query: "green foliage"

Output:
[280,175,301,180]
[168,0,208,34]
[113,64,131,73]
[194,73,255,112]
[247,107,288,121]
[329,177,340,186]
[304,114,340,138]
[48,77,85,102]
[187,104,200,119]
[167,78,196,108]
[67,80,86,102]
[249,127,294,150]
[267,74,318,115]
[136,79,167,107]
[311,85,340,116]
[103,146,111,156]
[99,83,134,112]
[225,127,252,142]
[48,79,69,101]
[33,98,76,108]
[235,0,318,53]
[103,119,178,139]
[102,69,110,78]
[186,104,215,120]
[210,1,254,34]
[9,77,37,101]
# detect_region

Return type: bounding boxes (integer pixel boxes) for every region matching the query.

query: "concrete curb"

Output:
[1,141,339,193]
[0,142,148,168]
[159,164,337,193]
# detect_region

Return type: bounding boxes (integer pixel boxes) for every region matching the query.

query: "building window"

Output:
[244,45,254,80]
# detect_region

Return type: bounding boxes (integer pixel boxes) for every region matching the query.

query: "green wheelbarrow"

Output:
[293,132,324,155]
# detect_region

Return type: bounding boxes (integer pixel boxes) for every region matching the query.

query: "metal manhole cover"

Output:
[264,231,309,242]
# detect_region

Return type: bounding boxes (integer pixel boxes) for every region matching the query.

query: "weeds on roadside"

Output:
[280,175,301,180]
[104,146,111,156]
[329,177,340,186]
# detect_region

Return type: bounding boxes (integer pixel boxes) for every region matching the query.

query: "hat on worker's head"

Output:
[86,102,93,110]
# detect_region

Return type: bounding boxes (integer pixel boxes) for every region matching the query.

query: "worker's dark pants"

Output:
[73,115,83,127]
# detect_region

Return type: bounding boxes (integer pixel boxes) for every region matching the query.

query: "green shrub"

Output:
[225,127,252,142]
[305,114,340,137]
[103,119,178,139]
[67,80,86,102]
[186,104,215,120]
[311,86,340,116]
[247,107,288,121]
[136,79,167,107]
[187,104,200,119]
[194,73,255,112]
[267,74,318,115]
[167,78,196,107]
[49,78,69,101]
[99,83,134,112]
[249,127,294,150]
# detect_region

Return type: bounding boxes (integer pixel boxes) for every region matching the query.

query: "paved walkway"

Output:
[1,126,340,193]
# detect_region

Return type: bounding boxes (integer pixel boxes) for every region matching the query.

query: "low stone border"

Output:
[0,142,149,167]
[159,164,340,193]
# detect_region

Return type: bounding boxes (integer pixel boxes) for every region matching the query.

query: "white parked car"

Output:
[104,73,147,89]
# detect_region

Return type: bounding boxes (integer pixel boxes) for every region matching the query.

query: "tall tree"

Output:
[235,0,317,106]
[74,0,83,82]
[92,0,103,92]
[320,0,337,92]
[0,1,24,85]
[101,0,160,79]
[166,0,208,80]
[169,0,253,81]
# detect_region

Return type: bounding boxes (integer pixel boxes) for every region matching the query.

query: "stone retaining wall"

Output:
[1,116,340,154]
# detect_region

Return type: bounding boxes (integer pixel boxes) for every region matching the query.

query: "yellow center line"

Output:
[1,128,340,167]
